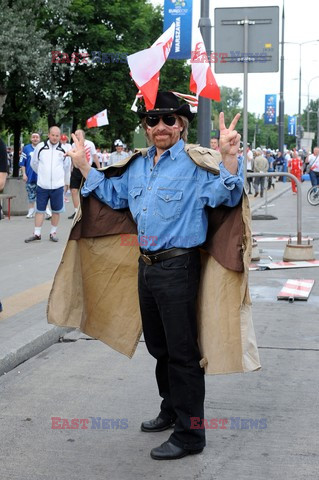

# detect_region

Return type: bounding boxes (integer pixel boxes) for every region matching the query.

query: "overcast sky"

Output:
[150,0,319,117]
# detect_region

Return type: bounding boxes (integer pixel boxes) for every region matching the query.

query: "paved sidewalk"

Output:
[0,183,318,480]
[0,202,75,374]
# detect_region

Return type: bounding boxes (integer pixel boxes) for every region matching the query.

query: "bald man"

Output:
[25,126,71,243]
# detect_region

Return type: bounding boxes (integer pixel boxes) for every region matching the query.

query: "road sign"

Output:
[214,7,279,74]
[277,279,314,301]
[214,6,279,186]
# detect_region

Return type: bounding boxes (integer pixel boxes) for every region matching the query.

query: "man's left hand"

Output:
[219,112,241,175]
[67,133,91,178]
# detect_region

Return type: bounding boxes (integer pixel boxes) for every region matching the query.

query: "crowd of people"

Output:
[242,145,318,196]
[0,131,132,233]
[1,132,318,231]
[210,137,319,196]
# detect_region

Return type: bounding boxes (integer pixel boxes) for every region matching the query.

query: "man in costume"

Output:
[60,91,258,460]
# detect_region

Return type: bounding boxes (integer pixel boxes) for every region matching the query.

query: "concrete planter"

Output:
[2,177,28,216]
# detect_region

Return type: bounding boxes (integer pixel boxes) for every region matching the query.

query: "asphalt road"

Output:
[0,182,318,480]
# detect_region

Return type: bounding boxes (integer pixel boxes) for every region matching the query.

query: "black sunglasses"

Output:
[145,114,177,127]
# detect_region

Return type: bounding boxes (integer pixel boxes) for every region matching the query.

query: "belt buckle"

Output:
[141,254,153,266]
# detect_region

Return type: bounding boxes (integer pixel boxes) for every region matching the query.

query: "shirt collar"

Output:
[147,139,185,161]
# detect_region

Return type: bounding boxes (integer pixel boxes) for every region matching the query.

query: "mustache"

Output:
[152,129,172,135]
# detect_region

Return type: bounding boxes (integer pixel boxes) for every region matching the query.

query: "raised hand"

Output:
[66,132,91,178]
[219,112,241,157]
[218,112,241,174]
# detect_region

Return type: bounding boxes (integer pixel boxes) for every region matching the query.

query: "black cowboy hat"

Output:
[137,91,195,122]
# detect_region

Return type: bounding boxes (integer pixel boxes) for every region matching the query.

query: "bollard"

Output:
[248,171,316,261]
[251,238,260,261]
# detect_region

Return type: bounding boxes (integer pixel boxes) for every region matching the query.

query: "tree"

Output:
[39,0,166,147]
[302,98,319,149]
[212,85,242,127]
[0,0,72,175]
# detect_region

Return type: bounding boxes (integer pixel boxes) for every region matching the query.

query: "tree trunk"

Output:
[72,115,78,133]
[48,113,56,128]
[12,120,21,177]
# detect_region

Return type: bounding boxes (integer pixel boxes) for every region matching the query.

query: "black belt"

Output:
[140,247,196,266]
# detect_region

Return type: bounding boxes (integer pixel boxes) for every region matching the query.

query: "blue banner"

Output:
[264,94,277,125]
[164,0,192,60]
[288,116,296,136]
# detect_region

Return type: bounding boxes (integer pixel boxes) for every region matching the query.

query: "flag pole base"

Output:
[283,243,315,262]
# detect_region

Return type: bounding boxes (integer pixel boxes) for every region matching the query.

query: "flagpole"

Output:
[278,1,285,155]
[197,0,212,148]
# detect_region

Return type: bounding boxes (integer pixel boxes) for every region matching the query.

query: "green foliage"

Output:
[4,0,316,172]
[302,98,319,148]
[212,85,242,127]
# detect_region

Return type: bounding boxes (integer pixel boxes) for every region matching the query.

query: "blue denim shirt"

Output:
[81,139,244,251]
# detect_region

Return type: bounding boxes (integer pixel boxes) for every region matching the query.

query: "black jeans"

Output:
[138,249,205,451]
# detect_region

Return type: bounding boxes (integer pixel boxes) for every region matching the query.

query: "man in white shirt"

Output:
[25,126,71,243]
[306,147,319,186]
[68,129,100,219]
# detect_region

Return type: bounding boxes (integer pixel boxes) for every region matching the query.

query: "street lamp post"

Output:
[307,76,319,132]
[285,40,319,149]
[278,4,285,156]
[308,109,319,146]
[297,43,302,149]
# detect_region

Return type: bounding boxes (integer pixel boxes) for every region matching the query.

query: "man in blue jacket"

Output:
[20,133,41,218]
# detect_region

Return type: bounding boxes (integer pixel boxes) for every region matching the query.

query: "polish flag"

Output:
[190,29,220,101]
[86,109,109,128]
[127,23,175,110]
[170,91,199,111]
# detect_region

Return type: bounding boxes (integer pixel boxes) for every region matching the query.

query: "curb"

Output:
[0,325,73,376]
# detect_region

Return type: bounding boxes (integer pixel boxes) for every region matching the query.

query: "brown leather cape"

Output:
[47,145,260,375]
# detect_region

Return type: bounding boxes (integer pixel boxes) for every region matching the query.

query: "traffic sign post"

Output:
[214,7,279,178]
[197,0,212,148]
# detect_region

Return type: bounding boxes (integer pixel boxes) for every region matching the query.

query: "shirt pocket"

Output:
[128,186,143,219]
[155,188,183,221]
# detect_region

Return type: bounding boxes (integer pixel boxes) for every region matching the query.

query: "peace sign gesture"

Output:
[66,132,91,178]
[218,112,241,174]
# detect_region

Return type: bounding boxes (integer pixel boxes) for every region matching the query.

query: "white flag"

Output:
[127,23,175,110]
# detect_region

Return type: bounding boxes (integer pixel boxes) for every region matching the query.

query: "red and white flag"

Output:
[190,29,220,101]
[86,109,109,129]
[127,23,175,110]
[171,91,199,111]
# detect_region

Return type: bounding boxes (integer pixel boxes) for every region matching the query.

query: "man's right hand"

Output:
[67,132,91,178]
[23,174,28,182]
